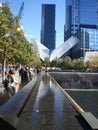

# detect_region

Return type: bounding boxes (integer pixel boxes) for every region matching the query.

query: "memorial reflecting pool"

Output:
[66,90,98,119]
[0,72,95,129]
[20,73,91,130]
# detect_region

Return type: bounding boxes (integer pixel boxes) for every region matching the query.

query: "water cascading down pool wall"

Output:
[49,72,98,89]
[49,72,98,129]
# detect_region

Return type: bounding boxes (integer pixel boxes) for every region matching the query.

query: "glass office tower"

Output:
[41,4,56,51]
[64,0,98,59]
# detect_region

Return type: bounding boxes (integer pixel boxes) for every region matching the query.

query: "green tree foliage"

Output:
[0,2,14,63]
[49,57,87,71]
[42,57,50,69]
[0,2,40,67]
[50,56,72,68]
[72,58,86,70]
[50,58,58,67]
[61,56,72,68]
[50,58,64,67]
[0,2,41,80]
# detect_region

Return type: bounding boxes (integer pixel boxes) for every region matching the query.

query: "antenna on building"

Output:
[14,1,24,23]
[18,1,24,20]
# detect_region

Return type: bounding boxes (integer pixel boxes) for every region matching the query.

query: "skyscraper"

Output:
[41,4,56,51]
[64,0,98,59]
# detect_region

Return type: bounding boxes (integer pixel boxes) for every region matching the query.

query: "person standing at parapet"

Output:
[11,68,21,93]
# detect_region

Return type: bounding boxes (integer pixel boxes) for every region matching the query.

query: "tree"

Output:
[0,2,41,80]
[50,58,63,67]
[72,58,86,70]
[61,56,72,68]
[42,57,50,71]
[0,2,17,80]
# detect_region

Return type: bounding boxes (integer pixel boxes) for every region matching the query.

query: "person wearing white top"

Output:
[10,69,21,93]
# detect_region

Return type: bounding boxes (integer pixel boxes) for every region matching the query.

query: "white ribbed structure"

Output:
[31,37,79,61]
[31,38,50,61]
[50,37,79,61]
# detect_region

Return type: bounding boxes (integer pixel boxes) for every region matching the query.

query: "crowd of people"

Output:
[3,66,36,97]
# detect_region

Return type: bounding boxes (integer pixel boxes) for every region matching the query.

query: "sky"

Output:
[0,0,65,48]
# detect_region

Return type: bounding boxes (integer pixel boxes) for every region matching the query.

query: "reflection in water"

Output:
[30,75,55,129]
[67,90,98,119]
[27,73,86,130]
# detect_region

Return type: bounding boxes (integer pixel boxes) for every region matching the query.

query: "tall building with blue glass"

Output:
[64,0,98,59]
[41,4,56,51]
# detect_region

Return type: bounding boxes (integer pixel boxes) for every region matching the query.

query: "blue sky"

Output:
[1,0,65,48]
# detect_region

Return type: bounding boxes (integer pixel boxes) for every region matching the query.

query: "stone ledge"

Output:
[0,77,38,116]
[81,112,98,129]
[0,114,35,130]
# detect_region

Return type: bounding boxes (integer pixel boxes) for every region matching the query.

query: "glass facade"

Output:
[80,0,97,26]
[88,29,98,50]
[41,4,55,51]
[65,0,98,59]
